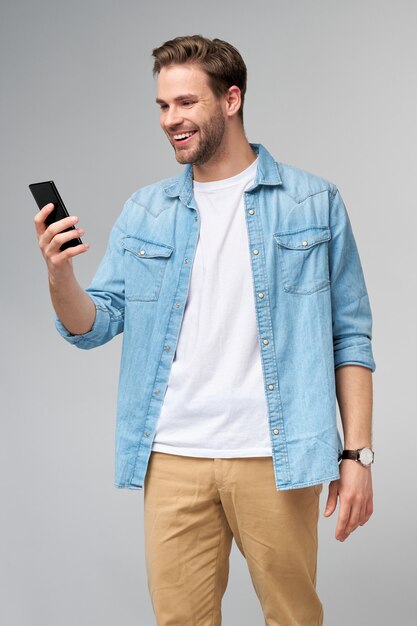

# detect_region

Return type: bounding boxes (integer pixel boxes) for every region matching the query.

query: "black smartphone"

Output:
[29,180,83,251]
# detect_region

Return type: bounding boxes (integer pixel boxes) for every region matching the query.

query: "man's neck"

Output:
[192,136,257,183]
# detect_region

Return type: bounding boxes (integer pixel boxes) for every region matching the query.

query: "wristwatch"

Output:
[338,447,374,467]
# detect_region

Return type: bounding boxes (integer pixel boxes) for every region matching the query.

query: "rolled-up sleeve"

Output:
[328,187,376,372]
[54,201,130,350]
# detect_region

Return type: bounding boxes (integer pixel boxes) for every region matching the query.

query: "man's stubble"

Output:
[173,105,226,166]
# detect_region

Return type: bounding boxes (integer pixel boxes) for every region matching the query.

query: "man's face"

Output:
[156,64,227,166]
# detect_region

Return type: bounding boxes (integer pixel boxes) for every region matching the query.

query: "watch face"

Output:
[359,448,373,465]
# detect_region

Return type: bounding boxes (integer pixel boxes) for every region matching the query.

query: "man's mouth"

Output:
[172,130,198,145]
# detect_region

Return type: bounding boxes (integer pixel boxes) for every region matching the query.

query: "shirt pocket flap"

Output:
[122,236,174,259]
[274,226,331,250]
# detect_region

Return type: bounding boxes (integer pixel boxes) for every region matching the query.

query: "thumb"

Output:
[324,485,338,517]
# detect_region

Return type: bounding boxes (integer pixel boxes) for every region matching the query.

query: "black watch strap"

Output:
[339,450,359,462]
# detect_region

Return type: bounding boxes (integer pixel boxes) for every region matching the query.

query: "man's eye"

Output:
[160,104,168,110]
[182,101,194,107]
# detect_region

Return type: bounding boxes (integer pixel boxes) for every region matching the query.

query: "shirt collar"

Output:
[163,143,282,207]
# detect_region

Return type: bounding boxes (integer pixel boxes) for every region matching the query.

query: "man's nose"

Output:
[164,106,183,129]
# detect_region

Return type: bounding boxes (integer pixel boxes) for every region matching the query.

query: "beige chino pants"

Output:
[144,451,324,626]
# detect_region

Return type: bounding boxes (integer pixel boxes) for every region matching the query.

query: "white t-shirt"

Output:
[152,157,273,457]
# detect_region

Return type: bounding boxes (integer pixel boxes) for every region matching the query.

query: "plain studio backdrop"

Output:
[1,0,415,624]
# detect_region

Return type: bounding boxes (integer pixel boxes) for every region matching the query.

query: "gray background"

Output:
[1,0,415,624]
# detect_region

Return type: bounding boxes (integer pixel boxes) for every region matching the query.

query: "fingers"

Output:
[46,225,84,253]
[325,461,374,542]
[324,480,374,541]
[45,229,89,266]
[55,240,90,261]
[35,204,89,269]
[34,202,55,237]
[335,492,370,541]
[335,499,352,541]
[359,497,373,526]
[358,501,368,526]
[34,203,80,246]
[39,213,79,246]
[323,480,338,517]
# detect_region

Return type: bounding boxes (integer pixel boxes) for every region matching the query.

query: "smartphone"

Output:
[29,180,83,251]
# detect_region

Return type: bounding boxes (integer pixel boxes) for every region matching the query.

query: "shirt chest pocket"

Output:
[273,226,331,295]
[122,236,174,302]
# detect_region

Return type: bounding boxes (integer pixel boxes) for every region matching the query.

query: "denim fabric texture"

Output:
[55,143,376,491]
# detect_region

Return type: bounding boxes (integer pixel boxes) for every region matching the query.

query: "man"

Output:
[35,35,376,626]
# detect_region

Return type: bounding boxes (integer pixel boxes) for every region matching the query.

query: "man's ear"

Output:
[224,85,242,118]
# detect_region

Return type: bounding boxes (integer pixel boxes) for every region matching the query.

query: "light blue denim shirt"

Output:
[55,143,376,491]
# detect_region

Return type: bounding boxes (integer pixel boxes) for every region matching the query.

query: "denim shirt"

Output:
[55,143,376,491]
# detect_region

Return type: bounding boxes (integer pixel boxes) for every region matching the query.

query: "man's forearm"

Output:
[335,364,373,448]
[49,271,96,336]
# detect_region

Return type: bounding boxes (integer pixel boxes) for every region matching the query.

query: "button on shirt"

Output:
[55,143,376,491]
[152,158,273,458]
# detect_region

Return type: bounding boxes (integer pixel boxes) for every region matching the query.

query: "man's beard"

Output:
[173,107,226,165]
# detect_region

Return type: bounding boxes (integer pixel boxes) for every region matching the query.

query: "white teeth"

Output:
[174,131,195,140]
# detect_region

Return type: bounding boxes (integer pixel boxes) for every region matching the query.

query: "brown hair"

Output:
[152,35,247,122]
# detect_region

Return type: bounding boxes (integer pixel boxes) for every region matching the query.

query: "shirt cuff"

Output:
[54,298,110,349]
[334,344,376,372]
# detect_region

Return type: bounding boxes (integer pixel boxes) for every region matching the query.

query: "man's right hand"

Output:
[34,202,89,279]
[34,202,96,335]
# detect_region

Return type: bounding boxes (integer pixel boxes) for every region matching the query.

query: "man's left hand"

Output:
[323,460,373,541]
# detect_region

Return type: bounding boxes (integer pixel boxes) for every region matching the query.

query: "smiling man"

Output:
[156,61,254,178]
[35,35,376,626]
[156,66,228,166]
